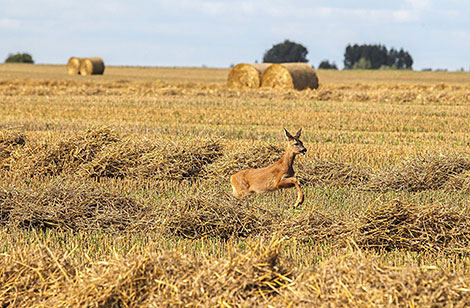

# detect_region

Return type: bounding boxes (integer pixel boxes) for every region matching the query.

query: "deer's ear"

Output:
[284,128,294,140]
[295,128,302,138]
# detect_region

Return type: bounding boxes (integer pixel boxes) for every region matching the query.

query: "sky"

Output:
[1,0,469,70]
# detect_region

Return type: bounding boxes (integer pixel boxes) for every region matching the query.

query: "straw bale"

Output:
[261,63,319,90]
[66,57,82,75]
[226,63,272,88]
[364,152,470,192]
[79,57,105,75]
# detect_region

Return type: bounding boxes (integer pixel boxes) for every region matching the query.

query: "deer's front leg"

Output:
[276,176,304,207]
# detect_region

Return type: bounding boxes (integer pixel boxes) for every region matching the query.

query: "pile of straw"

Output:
[132,138,222,181]
[292,251,470,306]
[163,192,280,239]
[364,152,470,192]
[0,130,26,168]
[202,142,283,179]
[261,63,319,90]
[226,63,271,88]
[0,246,78,308]
[0,239,292,307]
[80,139,156,179]
[298,160,371,186]
[280,199,470,255]
[66,57,82,75]
[444,171,470,192]
[0,182,149,232]
[281,210,345,243]
[351,200,470,254]
[8,129,223,181]
[15,128,120,177]
[2,240,470,307]
[81,138,222,180]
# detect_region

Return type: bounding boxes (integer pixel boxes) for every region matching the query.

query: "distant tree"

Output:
[353,57,372,69]
[318,60,338,70]
[344,44,412,70]
[5,52,34,63]
[263,40,308,63]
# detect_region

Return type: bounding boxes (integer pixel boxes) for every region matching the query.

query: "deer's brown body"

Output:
[230,128,306,207]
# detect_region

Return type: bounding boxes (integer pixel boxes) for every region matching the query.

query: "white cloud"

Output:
[406,0,431,9]
[392,10,416,22]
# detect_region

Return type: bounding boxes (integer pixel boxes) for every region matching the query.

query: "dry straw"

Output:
[226,63,272,88]
[261,63,319,90]
[79,57,105,75]
[202,142,283,180]
[350,200,470,254]
[364,152,470,192]
[2,240,470,307]
[0,130,26,166]
[0,182,149,232]
[163,192,280,239]
[66,57,82,75]
[15,128,120,177]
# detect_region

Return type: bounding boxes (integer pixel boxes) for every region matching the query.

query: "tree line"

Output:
[263,40,413,70]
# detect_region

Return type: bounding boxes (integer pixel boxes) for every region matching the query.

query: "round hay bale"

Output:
[227,63,272,88]
[79,57,105,75]
[261,63,319,90]
[66,57,82,75]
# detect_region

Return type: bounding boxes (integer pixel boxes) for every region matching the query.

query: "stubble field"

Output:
[1,63,470,307]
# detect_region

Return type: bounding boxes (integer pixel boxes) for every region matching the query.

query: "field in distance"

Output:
[1,63,470,307]
[2,62,470,84]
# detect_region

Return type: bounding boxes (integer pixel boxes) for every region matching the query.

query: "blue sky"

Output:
[1,0,469,70]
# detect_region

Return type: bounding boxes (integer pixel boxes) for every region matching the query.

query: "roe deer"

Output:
[230,128,307,207]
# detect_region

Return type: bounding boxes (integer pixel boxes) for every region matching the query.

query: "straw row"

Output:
[8,128,222,181]
[4,129,470,192]
[3,78,470,105]
[1,239,469,307]
[2,181,470,255]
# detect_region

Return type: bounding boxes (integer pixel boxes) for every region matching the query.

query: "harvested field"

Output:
[1,64,470,306]
[1,239,470,307]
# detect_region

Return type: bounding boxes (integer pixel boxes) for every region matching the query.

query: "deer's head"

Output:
[284,128,307,155]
